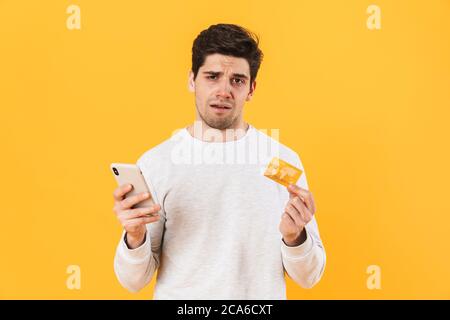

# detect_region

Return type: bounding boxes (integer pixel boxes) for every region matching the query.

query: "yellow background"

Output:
[1,0,449,299]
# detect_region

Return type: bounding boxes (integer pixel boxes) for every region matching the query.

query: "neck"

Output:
[187,120,249,142]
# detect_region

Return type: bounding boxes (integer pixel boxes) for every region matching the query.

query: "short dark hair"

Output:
[191,24,263,85]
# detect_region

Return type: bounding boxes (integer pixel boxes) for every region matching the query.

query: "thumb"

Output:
[287,184,300,198]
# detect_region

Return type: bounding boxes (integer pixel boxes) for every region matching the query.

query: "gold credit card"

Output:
[263,157,303,187]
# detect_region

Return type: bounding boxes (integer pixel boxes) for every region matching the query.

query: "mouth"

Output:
[210,103,232,113]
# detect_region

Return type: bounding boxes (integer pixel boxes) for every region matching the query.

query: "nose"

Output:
[216,77,232,100]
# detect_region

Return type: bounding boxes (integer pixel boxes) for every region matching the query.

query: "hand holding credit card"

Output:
[264,157,317,247]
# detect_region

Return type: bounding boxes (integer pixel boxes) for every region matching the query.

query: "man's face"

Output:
[189,53,256,130]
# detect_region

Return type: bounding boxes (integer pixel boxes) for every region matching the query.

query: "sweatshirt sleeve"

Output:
[113,220,165,293]
[113,158,166,293]
[280,153,326,289]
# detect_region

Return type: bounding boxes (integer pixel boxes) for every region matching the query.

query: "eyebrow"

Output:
[202,71,249,80]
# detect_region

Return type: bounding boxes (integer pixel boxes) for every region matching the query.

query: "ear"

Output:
[188,70,195,92]
[246,80,256,101]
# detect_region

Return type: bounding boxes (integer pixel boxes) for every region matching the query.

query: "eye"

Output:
[207,75,217,80]
[232,78,245,85]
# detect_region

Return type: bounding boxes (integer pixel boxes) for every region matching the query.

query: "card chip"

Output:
[263,157,303,187]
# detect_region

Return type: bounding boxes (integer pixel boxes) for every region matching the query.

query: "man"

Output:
[113,24,326,299]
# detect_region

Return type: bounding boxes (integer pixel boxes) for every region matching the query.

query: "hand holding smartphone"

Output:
[111,163,161,249]
[111,163,156,212]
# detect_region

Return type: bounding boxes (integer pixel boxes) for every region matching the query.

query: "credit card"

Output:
[263,157,303,187]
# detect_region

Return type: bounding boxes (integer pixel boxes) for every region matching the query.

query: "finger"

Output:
[120,191,151,209]
[280,212,299,235]
[284,203,306,229]
[281,212,297,228]
[291,197,313,222]
[288,184,316,213]
[123,204,161,219]
[126,215,160,228]
[113,184,133,201]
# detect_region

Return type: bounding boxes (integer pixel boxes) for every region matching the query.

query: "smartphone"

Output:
[110,163,156,215]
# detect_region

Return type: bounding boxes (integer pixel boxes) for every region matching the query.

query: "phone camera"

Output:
[113,167,119,176]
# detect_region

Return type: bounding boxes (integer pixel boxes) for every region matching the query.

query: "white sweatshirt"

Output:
[114,124,326,299]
